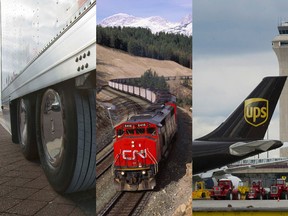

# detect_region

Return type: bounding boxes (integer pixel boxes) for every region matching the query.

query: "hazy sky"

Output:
[193,0,288,158]
[97,0,192,23]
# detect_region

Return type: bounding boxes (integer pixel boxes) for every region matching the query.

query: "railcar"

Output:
[113,97,177,191]
[108,79,158,103]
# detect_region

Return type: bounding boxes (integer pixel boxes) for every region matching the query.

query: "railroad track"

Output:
[103,87,146,114]
[96,86,157,215]
[96,148,114,179]
[96,86,151,177]
[96,86,149,154]
[98,191,152,216]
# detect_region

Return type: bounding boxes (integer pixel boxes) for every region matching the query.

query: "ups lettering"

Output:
[244,98,269,127]
[245,107,267,122]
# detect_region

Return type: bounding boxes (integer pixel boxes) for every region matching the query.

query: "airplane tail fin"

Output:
[197,76,287,142]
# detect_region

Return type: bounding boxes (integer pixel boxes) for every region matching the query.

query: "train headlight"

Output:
[142,171,146,175]
[121,171,125,175]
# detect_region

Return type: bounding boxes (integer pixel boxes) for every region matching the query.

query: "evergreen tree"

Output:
[139,69,168,90]
[96,26,192,68]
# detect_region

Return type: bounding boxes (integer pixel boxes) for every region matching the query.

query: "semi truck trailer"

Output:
[0,0,96,193]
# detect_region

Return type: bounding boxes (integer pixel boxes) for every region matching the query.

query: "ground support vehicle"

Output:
[247,180,267,200]
[192,181,211,199]
[210,179,241,200]
[0,0,96,193]
[237,181,250,200]
[270,178,288,200]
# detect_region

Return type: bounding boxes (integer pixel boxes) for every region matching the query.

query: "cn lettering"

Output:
[122,149,147,160]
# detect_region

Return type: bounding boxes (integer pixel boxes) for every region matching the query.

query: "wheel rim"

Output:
[19,99,27,147]
[40,89,64,169]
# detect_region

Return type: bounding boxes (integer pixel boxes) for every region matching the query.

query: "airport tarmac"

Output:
[193,200,288,215]
[193,199,288,209]
[0,122,95,215]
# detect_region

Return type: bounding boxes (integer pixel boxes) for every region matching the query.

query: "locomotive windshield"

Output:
[116,122,157,138]
[147,127,156,135]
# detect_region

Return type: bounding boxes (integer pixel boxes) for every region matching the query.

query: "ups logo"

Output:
[244,98,268,127]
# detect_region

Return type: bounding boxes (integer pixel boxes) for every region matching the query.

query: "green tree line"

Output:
[97,26,192,68]
[126,69,169,91]
[139,69,169,90]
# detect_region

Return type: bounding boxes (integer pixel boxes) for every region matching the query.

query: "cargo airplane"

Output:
[193,76,287,174]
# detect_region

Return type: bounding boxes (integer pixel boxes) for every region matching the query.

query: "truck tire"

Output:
[36,85,96,193]
[17,97,38,160]
[226,192,233,200]
[283,192,288,200]
[259,194,263,200]
[237,192,241,200]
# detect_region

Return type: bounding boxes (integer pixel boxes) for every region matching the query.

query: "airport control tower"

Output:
[272,22,288,141]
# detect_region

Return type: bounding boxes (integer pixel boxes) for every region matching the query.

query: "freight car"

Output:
[108,79,177,103]
[111,87,177,191]
[108,79,157,103]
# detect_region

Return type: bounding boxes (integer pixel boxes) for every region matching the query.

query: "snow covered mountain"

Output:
[99,13,192,36]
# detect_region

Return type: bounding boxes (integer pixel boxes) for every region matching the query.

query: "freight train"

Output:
[109,79,177,191]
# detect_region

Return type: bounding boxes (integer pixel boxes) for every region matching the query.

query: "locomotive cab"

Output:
[113,101,177,191]
[113,121,160,191]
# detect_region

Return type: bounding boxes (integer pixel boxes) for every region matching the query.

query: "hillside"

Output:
[97,26,192,68]
[96,45,192,215]
[96,44,192,87]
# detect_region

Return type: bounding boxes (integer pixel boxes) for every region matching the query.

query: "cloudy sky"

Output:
[193,0,288,158]
[97,0,192,23]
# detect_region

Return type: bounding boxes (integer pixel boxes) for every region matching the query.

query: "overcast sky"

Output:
[193,0,288,158]
[97,0,192,23]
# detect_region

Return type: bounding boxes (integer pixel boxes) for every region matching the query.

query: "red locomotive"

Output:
[113,97,177,191]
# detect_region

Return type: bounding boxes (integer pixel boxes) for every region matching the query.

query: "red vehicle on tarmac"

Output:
[210,179,241,200]
[270,178,288,200]
[247,180,267,200]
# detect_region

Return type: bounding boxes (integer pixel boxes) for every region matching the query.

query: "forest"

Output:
[97,26,192,68]
[127,69,192,107]
[126,69,169,90]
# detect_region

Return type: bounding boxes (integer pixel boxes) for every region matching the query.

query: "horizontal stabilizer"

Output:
[229,140,283,156]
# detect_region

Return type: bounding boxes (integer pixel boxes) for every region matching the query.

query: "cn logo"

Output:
[122,149,147,160]
[244,98,269,127]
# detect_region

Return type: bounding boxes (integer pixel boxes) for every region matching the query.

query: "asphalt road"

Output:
[0,123,95,216]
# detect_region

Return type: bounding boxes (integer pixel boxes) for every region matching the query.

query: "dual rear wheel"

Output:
[17,83,96,193]
[17,97,38,160]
